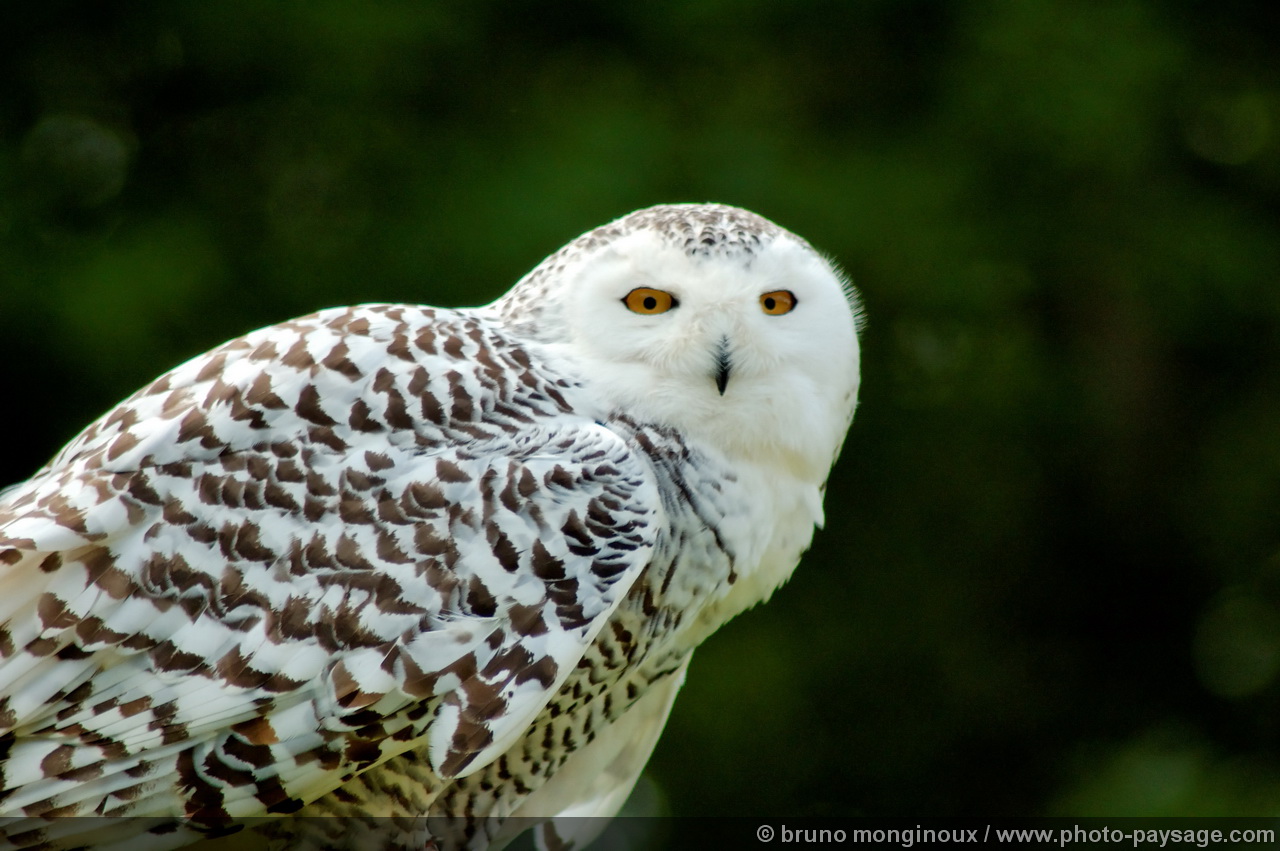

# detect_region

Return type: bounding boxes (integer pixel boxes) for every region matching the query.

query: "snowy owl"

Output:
[0,204,861,849]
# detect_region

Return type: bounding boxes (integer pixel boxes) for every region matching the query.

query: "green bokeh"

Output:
[3,0,1279,819]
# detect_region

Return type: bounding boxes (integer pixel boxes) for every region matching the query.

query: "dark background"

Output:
[3,0,1280,820]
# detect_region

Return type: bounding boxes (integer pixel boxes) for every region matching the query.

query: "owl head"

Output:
[493,204,862,483]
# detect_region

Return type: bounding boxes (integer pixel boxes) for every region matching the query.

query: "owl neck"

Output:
[601,415,825,649]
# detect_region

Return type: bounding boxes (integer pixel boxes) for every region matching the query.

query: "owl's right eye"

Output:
[623,288,678,315]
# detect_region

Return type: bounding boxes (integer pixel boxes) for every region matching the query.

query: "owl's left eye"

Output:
[623,288,678,315]
[760,290,797,315]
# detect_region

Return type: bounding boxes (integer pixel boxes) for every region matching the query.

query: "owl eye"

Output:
[623,288,678,315]
[760,290,797,315]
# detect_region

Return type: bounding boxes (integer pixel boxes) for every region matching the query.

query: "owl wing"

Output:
[0,306,664,843]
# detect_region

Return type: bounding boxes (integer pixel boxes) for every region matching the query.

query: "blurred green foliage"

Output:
[3,0,1280,819]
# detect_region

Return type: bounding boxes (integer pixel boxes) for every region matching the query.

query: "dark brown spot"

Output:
[335,535,374,570]
[436,460,471,483]
[230,717,279,748]
[233,522,276,562]
[153,460,193,481]
[281,338,315,370]
[195,352,229,383]
[153,641,206,673]
[406,366,429,397]
[465,575,497,617]
[203,750,255,788]
[303,497,326,522]
[177,410,220,448]
[37,594,77,631]
[304,536,337,569]
[413,524,449,556]
[515,655,558,689]
[220,477,246,508]
[249,340,280,362]
[276,459,304,483]
[545,466,575,490]
[446,371,474,421]
[375,531,410,564]
[321,342,363,380]
[400,653,440,698]
[305,470,336,496]
[364,451,394,472]
[491,530,519,573]
[295,385,337,426]
[345,470,377,491]
[405,482,448,512]
[219,739,274,784]
[497,476,522,513]
[76,615,127,647]
[343,739,383,768]
[263,481,301,512]
[93,563,138,602]
[271,441,299,458]
[387,332,414,362]
[420,388,445,424]
[508,604,548,637]
[40,744,74,777]
[105,432,140,462]
[383,389,413,431]
[348,399,384,433]
[554,600,588,630]
[561,511,597,556]
[531,541,565,580]
[338,498,375,526]
[163,498,197,526]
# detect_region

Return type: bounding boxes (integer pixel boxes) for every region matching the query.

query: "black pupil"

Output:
[764,297,776,311]
[643,296,657,310]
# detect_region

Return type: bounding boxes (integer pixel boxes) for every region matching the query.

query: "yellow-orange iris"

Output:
[760,290,797,315]
[623,287,677,315]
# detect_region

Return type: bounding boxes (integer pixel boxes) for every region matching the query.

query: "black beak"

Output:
[714,337,731,396]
